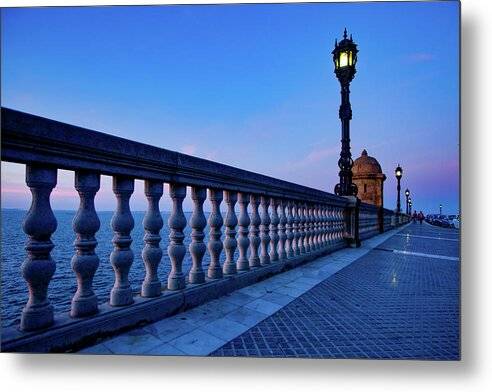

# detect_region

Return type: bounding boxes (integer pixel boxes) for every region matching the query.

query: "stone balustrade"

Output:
[1,107,407,352]
[358,202,380,240]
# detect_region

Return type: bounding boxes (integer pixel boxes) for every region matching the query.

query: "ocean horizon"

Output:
[1,208,223,328]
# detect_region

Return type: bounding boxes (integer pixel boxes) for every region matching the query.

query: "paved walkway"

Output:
[78,226,405,356]
[212,222,459,360]
[79,222,459,360]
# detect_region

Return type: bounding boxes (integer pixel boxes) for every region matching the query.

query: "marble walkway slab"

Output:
[78,225,408,356]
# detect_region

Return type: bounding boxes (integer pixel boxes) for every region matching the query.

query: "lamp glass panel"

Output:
[339,51,349,67]
[349,51,353,66]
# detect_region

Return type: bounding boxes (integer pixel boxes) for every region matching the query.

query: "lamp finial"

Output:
[343,28,348,39]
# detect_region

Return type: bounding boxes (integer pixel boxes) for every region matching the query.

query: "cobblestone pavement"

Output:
[211,223,460,360]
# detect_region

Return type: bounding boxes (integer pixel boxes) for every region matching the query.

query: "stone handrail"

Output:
[359,202,380,240]
[1,108,347,205]
[0,107,406,352]
[382,207,395,232]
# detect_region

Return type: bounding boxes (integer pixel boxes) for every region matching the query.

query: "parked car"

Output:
[424,213,459,228]
[449,215,460,229]
[438,215,451,227]
[428,214,447,227]
[430,214,439,225]
[430,214,443,226]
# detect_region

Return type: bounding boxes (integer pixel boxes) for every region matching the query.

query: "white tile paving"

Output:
[78,225,409,356]
[244,298,284,315]
[170,329,227,356]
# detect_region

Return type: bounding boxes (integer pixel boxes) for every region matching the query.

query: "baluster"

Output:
[334,207,340,244]
[337,207,344,244]
[141,180,164,297]
[313,204,319,251]
[304,203,311,253]
[71,171,101,317]
[298,203,306,254]
[189,186,207,284]
[322,205,328,248]
[308,204,315,252]
[110,177,134,306]
[310,204,316,251]
[21,166,57,331]
[236,193,251,271]
[168,184,187,290]
[208,189,223,279]
[277,199,287,261]
[292,201,300,256]
[318,205,324,249]
[326,207,331,245]
[223,190,238,275]
[328,207,334,247]
[260,196,271,265]
[326,207,333,246]
[285,200,294,258]
[331,207,337,245]
[333,208,339,244]
[248,194,261,268]
[269,198,279,262]
[341,208,346,243]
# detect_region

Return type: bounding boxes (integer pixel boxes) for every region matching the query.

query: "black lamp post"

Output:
[439,204,443,215]
[409,198,412,215]
[405,188,410,215]
[395,164,403,213]
[333,28,359,197]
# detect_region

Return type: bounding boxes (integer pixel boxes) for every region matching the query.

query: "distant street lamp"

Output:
[405,188,410,215]
[333,28,359,197]
[439,203,443,215]
[395,164,403,213]
[409,198,412,215]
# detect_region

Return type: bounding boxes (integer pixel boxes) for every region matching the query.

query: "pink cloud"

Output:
[52,187,78,198]
[2,185,77,198]
[180,144,197,155]
[290,145,339,168]
[1,185,28,194]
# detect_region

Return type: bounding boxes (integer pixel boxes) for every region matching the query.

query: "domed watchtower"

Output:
[352,149,386,207]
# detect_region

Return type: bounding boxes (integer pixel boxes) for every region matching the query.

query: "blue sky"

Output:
[1,2,459,213]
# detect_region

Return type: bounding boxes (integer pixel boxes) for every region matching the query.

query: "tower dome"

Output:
[353,149,383,176]
[352,149,386,207]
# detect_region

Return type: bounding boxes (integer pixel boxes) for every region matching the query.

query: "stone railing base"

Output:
[1,242,346,353]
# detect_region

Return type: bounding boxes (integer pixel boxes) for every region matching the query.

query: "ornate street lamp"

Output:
[333,28,359,197]
[395,164,403,213]
[405,188,410,215]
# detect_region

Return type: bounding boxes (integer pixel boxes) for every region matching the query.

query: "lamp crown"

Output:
[343,28,348,39]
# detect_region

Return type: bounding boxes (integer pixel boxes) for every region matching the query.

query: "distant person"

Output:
[418,211,424,225]
[412,211,418,223]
